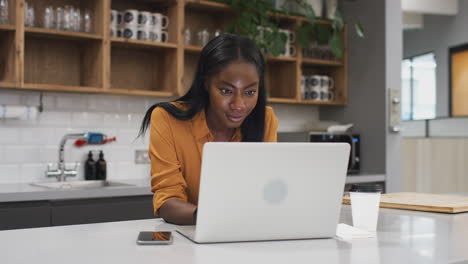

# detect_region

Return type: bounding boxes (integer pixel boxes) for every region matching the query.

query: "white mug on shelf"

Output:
[320,75,335,101]
[307,75,321,101]
[151,13,169,30]
[280,29,295,43]
[123,9,138,26]
[138,11,152,27]
[122,25,138,39]
[111,9,120,27]
[151,29,168,42]
[137,26,151,41]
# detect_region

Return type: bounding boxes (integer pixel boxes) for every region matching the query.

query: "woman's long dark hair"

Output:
[138,33,267,142]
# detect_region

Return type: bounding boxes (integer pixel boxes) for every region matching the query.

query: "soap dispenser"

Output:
[84,151,96,180]
[96,150,107,180]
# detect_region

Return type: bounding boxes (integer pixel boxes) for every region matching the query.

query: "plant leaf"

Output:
[329,32,344,58]
[333,9,344,32]
[355,21,365,38]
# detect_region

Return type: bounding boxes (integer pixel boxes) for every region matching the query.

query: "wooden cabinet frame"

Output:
[0,0,348,105]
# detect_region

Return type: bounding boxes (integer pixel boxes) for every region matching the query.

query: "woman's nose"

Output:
[230,94,246,111]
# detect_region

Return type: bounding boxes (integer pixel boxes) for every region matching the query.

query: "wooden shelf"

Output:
[22,83,103,93]
[267,55,297,62]
[25,27,102,41]
[0,24,15,31]
[111,37,178,50]
[0,82,16,88]
[297,99,346,105]
[184,45,203,52]
[302,57,343,66]
[185,0,233,12]
[104,89,174,97]
[268,97,298,104]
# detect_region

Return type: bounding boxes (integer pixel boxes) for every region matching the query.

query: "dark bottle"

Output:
[95,150,107,180]
[84,151,96,180]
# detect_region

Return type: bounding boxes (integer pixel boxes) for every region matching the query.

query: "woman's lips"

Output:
[226,114,244,123]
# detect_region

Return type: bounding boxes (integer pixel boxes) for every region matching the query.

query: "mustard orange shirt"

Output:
[149,104,278,215]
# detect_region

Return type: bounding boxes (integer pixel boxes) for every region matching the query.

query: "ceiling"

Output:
[402,0,458,30]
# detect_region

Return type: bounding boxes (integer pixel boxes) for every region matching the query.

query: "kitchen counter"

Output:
[2,206,467,264]
[0,179,152,202]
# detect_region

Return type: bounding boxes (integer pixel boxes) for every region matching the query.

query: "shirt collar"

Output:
[192,109,241,142]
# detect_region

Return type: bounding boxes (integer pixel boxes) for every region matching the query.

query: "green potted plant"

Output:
[213,0,364,59]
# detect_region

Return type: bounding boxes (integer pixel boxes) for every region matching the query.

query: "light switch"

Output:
[135,149,150,164]
[388,88,401,133]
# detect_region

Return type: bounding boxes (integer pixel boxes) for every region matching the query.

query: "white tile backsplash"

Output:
[0,128,21,144]
[0,91,21,105]
[0,91,320,184]
[20,163,47,183]
[0,164,21,183]
[20,127,56,145]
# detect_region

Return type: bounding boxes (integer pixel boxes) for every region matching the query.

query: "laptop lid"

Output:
[181,142,350,243]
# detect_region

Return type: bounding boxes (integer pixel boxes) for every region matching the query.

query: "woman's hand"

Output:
[159,199,197,225]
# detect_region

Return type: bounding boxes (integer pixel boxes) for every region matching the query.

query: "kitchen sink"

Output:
[30,180,134,189]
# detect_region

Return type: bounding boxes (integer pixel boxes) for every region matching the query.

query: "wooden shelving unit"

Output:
[0,0,348,105]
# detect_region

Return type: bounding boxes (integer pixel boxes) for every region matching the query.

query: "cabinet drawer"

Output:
[51,195,155,226]
[0,201,51,230]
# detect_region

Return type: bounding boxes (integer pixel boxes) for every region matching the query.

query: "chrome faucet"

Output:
[46,133,86,182]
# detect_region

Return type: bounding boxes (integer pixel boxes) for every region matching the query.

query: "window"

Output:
[401,53,437,120]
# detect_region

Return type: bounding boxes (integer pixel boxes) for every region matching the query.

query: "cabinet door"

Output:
[51,195,155,226]
[0,201,51,230]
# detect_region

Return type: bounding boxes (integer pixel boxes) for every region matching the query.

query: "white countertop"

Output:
[2,205,468,264]
[0,179,152,202]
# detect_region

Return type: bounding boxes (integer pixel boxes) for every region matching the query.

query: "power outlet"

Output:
[135,150,150,164]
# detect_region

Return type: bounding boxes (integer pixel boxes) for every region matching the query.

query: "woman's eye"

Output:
[220,88,232,95]
[245,90,257,96]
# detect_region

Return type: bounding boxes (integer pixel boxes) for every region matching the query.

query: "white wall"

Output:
[0,89,319,184]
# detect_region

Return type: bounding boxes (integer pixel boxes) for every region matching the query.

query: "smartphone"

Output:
[136,231,173,245]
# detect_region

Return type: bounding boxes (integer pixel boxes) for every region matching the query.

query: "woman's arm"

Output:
[159,200,197,225]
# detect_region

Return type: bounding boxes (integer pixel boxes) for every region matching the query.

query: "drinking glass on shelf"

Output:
[63,5,72,31]
[0,0,8,25]
[24,1,35,27]
[72,7,81,32]
[184,28,191,45]
[55,7,64,30]
[43,6,54,29]
[197,28,209,47]
[83,9,92,33]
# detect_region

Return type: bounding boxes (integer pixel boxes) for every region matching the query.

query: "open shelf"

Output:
[265,60,298,100]
[110,44,177,94]
[111,37,177,50]
[0,30,16,85]
[24,36,103,88]
[111,0,178,44]
[25,27,102,40]
[301,65,347,105]
[29,0,104,35]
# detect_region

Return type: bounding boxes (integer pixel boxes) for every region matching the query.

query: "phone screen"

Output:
[137,231,173,245]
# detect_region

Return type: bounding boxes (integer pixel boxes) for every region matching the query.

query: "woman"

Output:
[139,34,278,225]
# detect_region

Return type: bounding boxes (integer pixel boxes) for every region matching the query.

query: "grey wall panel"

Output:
[320,0,387,175]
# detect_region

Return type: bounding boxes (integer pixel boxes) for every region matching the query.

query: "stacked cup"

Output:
[279,29,296,57]
[301,75,335,101]
[111,9,169,42]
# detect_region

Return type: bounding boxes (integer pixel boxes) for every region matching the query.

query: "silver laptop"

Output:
[177,142,350,243]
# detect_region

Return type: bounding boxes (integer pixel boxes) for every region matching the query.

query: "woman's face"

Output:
[206,61,259,130]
